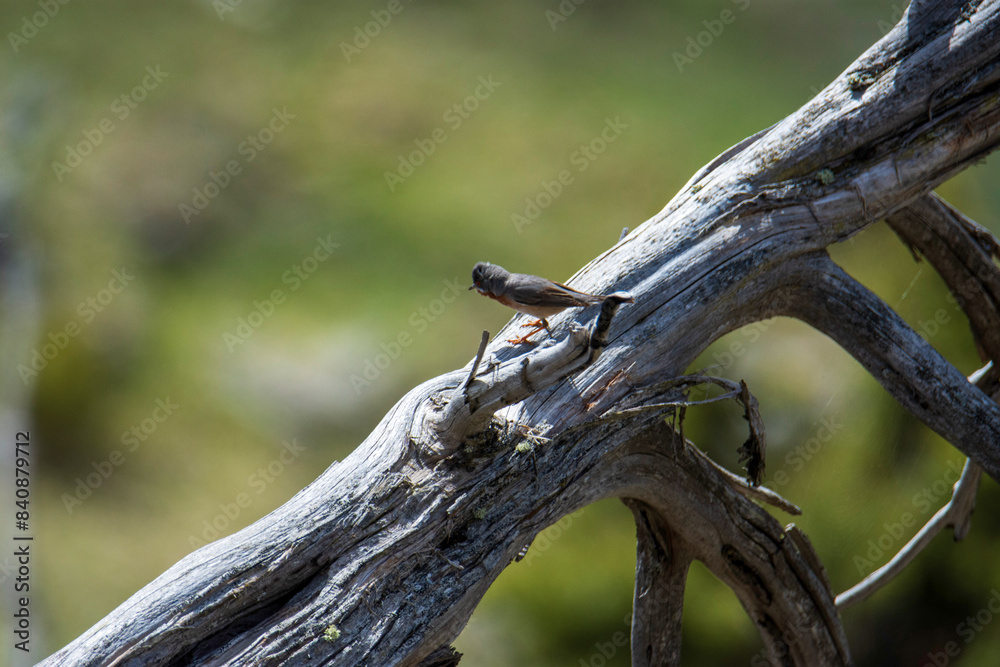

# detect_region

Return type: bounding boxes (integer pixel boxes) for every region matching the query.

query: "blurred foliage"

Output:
[2,0,999,665]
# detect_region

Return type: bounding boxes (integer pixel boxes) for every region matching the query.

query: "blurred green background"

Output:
[2,0,999,665]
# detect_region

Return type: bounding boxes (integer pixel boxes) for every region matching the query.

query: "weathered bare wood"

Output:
[432,294,630,457]
[836,457,982,610]
[609,419,849,666]
[768,252,1000,480]
[612,374,769,486]
[40,2,1000,665]
[836,363,996,609]
[625,499,689,667]
[415,646,462,667]
[886,194,1000,362]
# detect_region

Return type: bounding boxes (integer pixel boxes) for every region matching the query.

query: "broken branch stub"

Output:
[429,293,631,458]
[613,374,768,486]
[38,3,1000,665]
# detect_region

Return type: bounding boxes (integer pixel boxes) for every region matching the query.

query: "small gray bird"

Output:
[469,262,633,343]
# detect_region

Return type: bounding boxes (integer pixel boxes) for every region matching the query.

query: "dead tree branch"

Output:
[836,457,982,609]
[42,2,1000,665]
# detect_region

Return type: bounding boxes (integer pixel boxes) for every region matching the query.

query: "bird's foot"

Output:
[506,319,549,345]
[506,332,539,345]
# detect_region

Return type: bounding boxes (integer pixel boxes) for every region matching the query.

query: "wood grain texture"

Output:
[41,2,1000,665]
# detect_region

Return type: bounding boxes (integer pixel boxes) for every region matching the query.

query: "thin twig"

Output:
[836,458,981,609]
[724,467,801,515]
[611,374,768,485]
[676,427,800,515]
[460,331,490,396]
[836,362,996,608]
[614,396,741,415]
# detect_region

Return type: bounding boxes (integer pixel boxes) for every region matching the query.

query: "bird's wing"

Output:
[505,273,603,308]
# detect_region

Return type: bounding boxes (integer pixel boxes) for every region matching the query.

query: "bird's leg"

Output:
[506,318,550,345]
[520,318,550,331]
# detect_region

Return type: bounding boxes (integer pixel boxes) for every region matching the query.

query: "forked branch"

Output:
[39,2,1000,666]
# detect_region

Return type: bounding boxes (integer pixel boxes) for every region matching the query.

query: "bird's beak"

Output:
[468,284,476,291]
